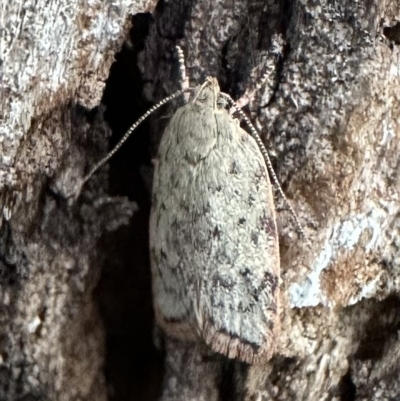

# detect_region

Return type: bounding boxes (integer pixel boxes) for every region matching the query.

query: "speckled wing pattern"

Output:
[149,78,280,364]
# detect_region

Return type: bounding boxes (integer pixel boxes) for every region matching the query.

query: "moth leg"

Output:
[235,34,285,111]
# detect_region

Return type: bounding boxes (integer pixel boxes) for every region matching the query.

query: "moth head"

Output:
[192,77,220,109]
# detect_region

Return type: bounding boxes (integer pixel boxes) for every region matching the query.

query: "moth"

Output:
[76,47,304,364]
[149,77,280,364]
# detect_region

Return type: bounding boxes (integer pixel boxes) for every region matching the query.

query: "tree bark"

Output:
[0,1,151,400]
[1,0,400,400]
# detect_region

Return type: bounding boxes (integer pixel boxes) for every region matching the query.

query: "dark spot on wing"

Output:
[203,202,211,214]
[240,132,249,143]
[248,193,256,206]
[170,219,179,230]
[212,274,235,290]
[260,210,276,236]
[251,231,259,245]
[179,201,190,212]
[160,249,167,260]
[229,161,239,174]
[259,271,278,295]
[212,225,221,239]
[253,162,268,190]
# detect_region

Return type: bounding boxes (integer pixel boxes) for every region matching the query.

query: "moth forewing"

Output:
[149,78,280,364]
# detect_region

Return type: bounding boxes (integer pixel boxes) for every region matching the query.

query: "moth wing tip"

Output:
[202,321,276,364]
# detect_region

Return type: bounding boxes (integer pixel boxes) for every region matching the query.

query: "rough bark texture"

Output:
[0,1,151,400]
[1,0,400,401]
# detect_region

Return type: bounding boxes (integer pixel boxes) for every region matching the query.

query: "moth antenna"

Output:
[175,46,189,91]
[221,92,308,243]
[71,46,193,198]
[71,89,184,198]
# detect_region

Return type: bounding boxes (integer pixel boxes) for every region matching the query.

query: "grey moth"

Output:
[149,77,280,364]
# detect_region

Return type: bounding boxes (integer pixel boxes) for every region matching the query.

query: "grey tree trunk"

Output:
[1,0,400,401]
